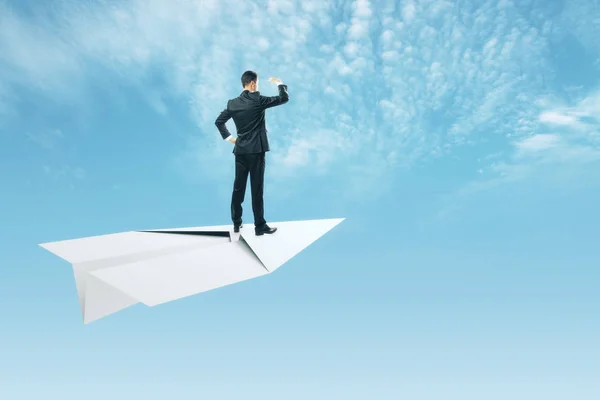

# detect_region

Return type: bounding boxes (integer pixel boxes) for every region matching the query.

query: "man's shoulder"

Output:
[226,97,237,108]
[229,92,256,102]
[228,92,261,105]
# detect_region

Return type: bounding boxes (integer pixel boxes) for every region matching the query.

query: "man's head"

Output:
[241,70,258,92]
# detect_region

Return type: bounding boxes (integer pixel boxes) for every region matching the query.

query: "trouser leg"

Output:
[231,155,249,226]
[249,152,266,227]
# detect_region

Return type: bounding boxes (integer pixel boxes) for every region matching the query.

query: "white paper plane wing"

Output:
[39,218,344,324]
[90,240,268,307]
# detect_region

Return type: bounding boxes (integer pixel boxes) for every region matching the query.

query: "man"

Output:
[214,70,289,235]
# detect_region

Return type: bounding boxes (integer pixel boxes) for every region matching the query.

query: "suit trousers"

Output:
[231,152,267,228]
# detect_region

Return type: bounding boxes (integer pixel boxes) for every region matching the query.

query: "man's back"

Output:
[215,84,289,155]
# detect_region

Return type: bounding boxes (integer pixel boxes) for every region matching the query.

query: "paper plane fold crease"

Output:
[39,218,344,324]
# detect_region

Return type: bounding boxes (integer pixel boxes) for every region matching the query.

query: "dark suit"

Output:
[215,84,289,228]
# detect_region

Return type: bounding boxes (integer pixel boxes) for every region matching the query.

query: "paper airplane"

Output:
[39,218,344,324]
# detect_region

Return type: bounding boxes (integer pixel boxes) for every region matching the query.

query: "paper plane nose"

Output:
[240,218,345,272]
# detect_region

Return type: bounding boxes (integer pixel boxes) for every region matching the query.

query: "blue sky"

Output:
[1,0,600,398]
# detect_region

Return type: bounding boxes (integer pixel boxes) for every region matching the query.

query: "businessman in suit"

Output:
[215,70,289,235]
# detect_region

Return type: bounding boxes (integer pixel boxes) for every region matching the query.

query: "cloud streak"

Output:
[452,88,600,203]
[26,129,64,149]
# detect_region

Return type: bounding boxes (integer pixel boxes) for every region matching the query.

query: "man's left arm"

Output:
[215,107,236,143]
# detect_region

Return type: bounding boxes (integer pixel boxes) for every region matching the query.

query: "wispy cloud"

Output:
[445,87,600,209]
[539,91,600,131]
[1,0,599,199]
[26,129,64,149]
[558,1,600,66]
[271,128,351,174]
[43,165,86,181]
[515,134,561,152]
[539,111,579,126]
[0,2,84,96]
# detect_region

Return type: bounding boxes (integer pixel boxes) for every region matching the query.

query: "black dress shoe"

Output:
[255,225,277,235]
[234,224,242,233]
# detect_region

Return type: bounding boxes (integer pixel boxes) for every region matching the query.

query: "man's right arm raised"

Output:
[260,82,289,109]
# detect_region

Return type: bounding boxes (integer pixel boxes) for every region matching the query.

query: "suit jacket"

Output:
[215,84,289,155]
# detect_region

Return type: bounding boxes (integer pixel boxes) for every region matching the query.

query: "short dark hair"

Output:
[241,70,258,87]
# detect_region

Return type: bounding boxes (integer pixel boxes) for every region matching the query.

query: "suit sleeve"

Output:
[215,106,233,140]
[259,84,289,109]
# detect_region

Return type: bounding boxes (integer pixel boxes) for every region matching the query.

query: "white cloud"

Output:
[343,42,361,58]
[536,89,600,144]
[381,50,400,62]
[459,89,600,195]
[1,0,599,200]
[270,128,353,173]
[539,111,579,126]
[515,134,561,152]
[348,0,372,39]
[0,2,84,105]
[435,80,600,221]
[402,0,416,23]
[381,30,394,45]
